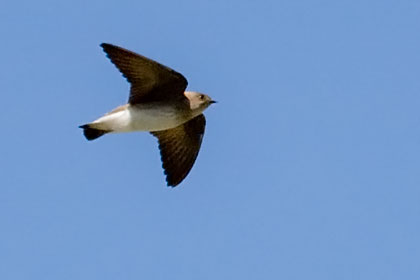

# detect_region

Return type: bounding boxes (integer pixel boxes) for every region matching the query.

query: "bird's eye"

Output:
[199,94,205,100]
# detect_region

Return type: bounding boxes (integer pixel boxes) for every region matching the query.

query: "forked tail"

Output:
[79,124,109,141]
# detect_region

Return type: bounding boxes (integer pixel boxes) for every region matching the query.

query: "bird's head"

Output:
[185,91,217,112]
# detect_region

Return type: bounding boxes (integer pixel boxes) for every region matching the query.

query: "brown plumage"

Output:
[151,114,206,186]
[80,43,215,187]
[101,43,188,104]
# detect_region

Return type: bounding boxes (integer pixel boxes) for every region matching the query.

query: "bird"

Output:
[80,43,216,187]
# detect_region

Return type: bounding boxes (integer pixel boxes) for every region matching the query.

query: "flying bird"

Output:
[80,43,216,187]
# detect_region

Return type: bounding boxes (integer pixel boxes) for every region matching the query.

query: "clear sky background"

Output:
[1,0,419,279]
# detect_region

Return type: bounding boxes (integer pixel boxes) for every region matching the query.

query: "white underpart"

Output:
[92,105,185,132]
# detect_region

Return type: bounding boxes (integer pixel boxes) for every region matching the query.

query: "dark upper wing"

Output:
[151,114,206,187]
[101,43,188,104]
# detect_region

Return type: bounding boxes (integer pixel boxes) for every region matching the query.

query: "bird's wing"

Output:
[101,43,188,104]
[151,114,206,187]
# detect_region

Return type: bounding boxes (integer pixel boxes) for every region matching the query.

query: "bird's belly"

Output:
[128,107,185,131]
[94,106,186,133]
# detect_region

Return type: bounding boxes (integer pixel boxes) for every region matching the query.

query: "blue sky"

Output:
[1,0,420,279]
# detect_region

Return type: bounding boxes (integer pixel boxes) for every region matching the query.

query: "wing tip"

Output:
[166,178,182,188]
[100,43,115,55]
[100,42,111,49]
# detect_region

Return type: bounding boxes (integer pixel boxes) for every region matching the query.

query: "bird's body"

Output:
[89,101,192,133]
[80,43,215,187]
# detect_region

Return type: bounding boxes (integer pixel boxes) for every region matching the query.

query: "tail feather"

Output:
[79,124,109,141]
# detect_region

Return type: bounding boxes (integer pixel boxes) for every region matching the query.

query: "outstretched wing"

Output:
[151,114,206,187]
[101,43,188,104]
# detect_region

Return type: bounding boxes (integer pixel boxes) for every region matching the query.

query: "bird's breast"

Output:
[96,104,188,133]
[130,105,187,131]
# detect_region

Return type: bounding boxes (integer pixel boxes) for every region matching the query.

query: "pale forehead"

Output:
[185,91,200,95]
[184,91,207,97]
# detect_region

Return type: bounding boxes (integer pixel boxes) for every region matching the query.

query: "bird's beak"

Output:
[209,100,217,104]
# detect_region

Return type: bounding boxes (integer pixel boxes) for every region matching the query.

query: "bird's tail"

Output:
[79,124,109,141]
